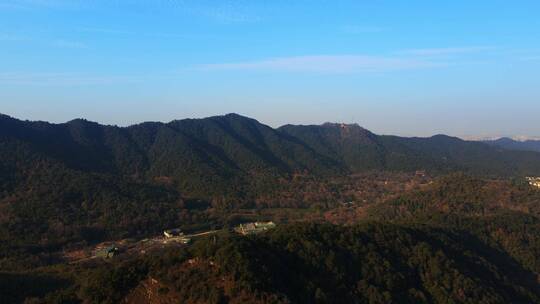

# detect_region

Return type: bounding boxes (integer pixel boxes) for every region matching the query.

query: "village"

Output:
[68,221,277,263]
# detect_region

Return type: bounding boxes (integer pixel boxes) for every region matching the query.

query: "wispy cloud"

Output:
[519,56,540,61]
[1,1,260,23]
[77,26,209,40]
[78,27,135,35]
[189,1,261,24]
[153,0,261,24]
[0,33,28,41]
[0,72,140,86]
[0,32,88,48]
[52,39,87,49]
[341,25,386,34]
[196,46,500,74]
[197,55,443,73]
[402,46,495,56]
[0,0,84,10]
[202,9,260,24]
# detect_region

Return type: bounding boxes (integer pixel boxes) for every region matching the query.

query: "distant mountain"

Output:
[484,137,540,153]
[279,123,540,176]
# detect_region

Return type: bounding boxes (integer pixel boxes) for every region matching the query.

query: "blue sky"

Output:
[0,0,539,137]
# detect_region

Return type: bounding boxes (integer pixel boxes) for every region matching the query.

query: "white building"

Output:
[163,228,183,238]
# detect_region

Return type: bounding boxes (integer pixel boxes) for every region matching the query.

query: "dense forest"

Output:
[1,173,540,303]
[2,114,540,303]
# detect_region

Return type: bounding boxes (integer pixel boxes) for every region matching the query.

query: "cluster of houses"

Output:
[234,221,276,235]
[526,177,540,189]
[92,224,276,260]
[163,228,191,244]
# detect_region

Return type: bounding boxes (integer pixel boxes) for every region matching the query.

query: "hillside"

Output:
[366,173,540,221]
[21,222,540,304]
[3,171,540,303]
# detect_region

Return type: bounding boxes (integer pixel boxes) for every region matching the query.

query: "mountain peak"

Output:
[170,113,259,125]
[320,122,375,139]
[322,122,363,129]
[323,122,356,127]
[66,118,102,128]
[218,113,261,123]
[223,113,247,119]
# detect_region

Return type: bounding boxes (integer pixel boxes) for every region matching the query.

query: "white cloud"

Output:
[197,55,443,73]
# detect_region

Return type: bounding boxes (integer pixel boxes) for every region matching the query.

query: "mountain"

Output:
[2,112,540,205]
[3,113,540,263]
[3,112,540,303]
[279,123,540,176]
[3,113,540,185]
[0,113,343,191]
[484,137,540,153]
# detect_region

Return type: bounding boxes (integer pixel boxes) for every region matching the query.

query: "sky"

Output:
[0,0,539,137]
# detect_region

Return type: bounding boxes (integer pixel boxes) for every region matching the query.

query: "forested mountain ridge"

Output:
[0,113,343,193]
[484,137,540,153]
[279,122,540,175]
[3,112,540,185]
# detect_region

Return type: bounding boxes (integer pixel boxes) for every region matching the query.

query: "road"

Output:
[186,230,219,238]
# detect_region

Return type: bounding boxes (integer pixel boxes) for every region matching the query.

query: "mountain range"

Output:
[484,137,540,153]
[5,112,540,244]
[3,113,540,238]
[2,113,540,187]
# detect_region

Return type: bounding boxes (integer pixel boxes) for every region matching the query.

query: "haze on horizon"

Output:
[1,0,539,138]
